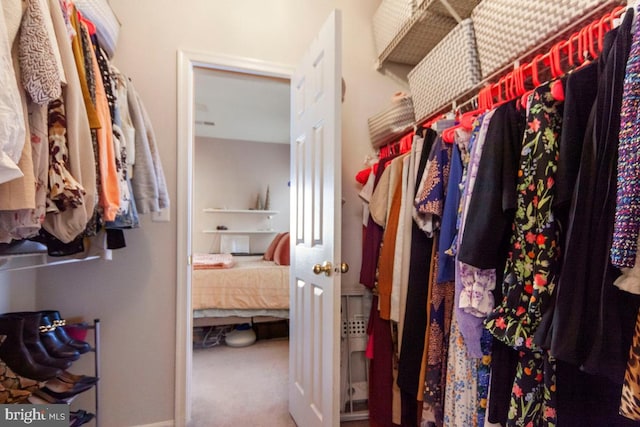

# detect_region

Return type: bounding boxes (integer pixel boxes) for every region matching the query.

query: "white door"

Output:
[289,9,343,427]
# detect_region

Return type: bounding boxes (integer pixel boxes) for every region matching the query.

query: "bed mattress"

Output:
[192,256,290,310]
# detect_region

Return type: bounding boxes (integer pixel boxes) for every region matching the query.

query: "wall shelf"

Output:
[202,229,279,234]
[203,209,279,215]
[0,252,103,273]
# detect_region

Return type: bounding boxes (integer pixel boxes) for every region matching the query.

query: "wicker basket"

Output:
[367,94,416,149]
[373,0,480,67]
[472,0,626,79]
[408,18,481,123]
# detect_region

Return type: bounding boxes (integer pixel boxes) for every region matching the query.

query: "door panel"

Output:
[289,9,342,427]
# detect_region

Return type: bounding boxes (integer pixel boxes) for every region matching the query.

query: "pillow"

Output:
[274,233,290,266]
[263,233,286,261]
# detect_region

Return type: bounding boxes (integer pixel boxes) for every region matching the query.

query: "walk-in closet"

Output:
[3,1,640,426]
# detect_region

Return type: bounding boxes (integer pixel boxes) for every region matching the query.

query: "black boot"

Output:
[39,315,79,360]
[0,314,61,381]
[40,311,90,354]
[9,312,73,370]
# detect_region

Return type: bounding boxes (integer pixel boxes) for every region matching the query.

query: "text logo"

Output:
[0,405,68,426]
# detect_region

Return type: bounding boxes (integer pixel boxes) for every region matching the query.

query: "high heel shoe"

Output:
[57,370,99,386]
[40,311,91,354]
[70,410,95,427]
[28,389,69,404]
[39,314,80,360]
[0,315,61,381]
[42,377,94,399]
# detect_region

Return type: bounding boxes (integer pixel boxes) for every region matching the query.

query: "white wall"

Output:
[193,137,290,254]
[0,270,37,313]
[35,1,403,425]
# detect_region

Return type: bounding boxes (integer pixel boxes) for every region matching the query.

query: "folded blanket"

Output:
[193,253,234,270]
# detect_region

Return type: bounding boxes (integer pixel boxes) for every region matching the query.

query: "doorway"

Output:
[175,51,293,426]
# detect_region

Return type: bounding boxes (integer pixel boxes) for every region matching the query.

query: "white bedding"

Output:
[192,255,290,310]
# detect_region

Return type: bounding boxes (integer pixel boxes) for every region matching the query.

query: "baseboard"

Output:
[133,420,175,427]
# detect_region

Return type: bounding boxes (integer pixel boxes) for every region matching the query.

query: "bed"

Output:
[191,253,290,327]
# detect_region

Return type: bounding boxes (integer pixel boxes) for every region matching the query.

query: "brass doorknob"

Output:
[339,263,349,273]
[313,261,332,276]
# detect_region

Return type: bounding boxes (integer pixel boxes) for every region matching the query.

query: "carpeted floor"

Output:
[190,337,368,427]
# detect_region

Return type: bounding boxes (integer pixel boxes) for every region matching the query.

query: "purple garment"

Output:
[612,16,640,268]
[455,110,495,358]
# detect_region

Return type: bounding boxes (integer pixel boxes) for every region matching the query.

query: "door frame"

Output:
[175,50,293,426]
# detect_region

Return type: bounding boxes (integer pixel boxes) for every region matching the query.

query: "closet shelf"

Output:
[202,229,279,234]
[203,209,279,215]
[0,252,102,273]
[373,0,479,70]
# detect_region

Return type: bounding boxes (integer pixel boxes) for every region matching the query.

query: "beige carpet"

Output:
[190,337,368,427]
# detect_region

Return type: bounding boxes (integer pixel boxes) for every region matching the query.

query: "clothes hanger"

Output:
[520,55,543,108]
[399,132,414,153]
[478,85,493,111]
[549,43,566,101]
[515,64,528,97]
[77,11,97,36]
[441,94,482,144]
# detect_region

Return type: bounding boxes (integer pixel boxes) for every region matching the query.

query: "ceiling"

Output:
[193,67,290,143]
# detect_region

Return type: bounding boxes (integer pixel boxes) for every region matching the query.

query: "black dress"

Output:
[547,9,640,427]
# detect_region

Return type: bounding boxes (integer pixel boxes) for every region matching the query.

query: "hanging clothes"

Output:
[548,9,640,387]
[397,129,436,427]
[415,136,455,427]
[0,0,26,185]
[365,152,401,427]
[40,0,96,245]
[484,81,565,426]
[455,110,496,359]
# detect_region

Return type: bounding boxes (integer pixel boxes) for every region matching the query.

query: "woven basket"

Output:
[374,0,480,66]
[472,0,625,78]
[367,95,416,149]
[408,18,481,123]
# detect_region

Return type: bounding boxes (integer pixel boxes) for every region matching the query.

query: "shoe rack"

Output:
[67,318,101,427]
[92,319,101,427]
[0,313,101,427]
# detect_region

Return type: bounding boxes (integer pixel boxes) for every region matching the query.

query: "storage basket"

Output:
[408,18,481,123]
[367,94,416,149]
[373,0,480,66]
[472,0,626,79]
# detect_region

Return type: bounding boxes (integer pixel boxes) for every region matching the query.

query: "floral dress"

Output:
[484,82,564,426]
[417,137,455,426]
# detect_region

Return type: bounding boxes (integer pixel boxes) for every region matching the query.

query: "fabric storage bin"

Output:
[472,0,625,79]
[408,18,481,123]
[373,0,480,67]
[367,93,416,149]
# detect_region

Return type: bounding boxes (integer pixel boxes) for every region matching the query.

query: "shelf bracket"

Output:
[436,0,462,24]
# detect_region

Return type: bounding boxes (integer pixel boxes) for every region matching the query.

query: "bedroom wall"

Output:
[34,1,404,425]
[192,137,290,254]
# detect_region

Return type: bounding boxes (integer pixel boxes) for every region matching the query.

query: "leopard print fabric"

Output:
[0,335,43,404]
[620,308,640,420]
[0,360,42,393]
